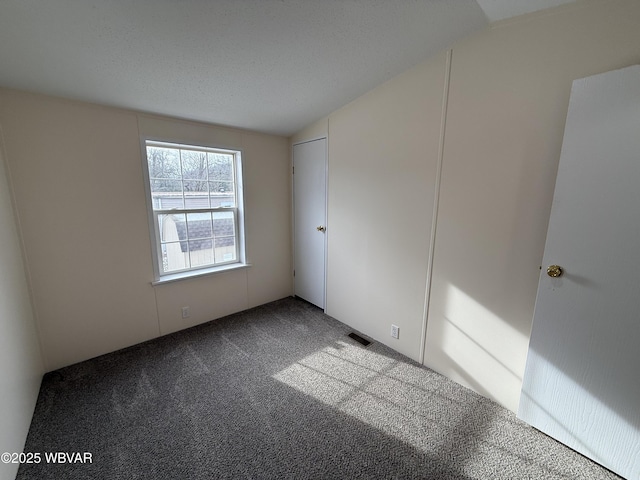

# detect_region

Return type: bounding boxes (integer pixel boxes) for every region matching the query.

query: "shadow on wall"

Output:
[434,283,528,406]
[425,112,559,412]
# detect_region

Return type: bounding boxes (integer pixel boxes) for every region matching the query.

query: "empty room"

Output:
[1,0,639,479]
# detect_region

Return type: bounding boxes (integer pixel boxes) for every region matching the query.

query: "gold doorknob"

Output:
[547,265,563,278]
[316,226,326,232]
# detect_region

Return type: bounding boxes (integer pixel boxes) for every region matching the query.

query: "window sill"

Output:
[151,263,251,286]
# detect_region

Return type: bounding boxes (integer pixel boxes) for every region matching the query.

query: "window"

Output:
[143,140,245,280]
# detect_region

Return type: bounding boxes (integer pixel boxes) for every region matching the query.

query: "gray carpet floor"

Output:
[17,297,621,479]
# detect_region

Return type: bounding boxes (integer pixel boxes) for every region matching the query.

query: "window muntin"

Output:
[144,141,243,277]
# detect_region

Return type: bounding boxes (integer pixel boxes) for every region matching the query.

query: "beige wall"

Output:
[0,130,44,479]
[293,0,640,412]
[325,56,447,361]
[0,91,292,371]
[426,0,640,412]
[290,117,328,145]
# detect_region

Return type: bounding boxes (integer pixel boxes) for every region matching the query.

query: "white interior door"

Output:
[518,66,640,480]
[293,138,327,309]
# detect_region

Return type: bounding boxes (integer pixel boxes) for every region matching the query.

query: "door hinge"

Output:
[292,166,295,175]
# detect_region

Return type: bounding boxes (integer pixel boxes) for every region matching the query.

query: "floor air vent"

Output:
[347,332,372,347]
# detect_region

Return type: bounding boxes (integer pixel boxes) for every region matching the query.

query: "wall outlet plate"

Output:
[391,324,399,339]
[181,306,190,319]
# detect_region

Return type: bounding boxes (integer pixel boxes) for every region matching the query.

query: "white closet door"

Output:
[518,65,640,480]
[293,139,327,309]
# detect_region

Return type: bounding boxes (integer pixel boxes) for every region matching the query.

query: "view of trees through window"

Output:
[147,145,235,208]
[145,142,242,275]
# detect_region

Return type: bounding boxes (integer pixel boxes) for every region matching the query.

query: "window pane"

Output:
[208,153,234,182]
[161,242,188,273]
[151,179,183,194]
[147,147,181,179]
[151,180,184,209]
[159,214,186,243]
[184,197,211,209]
[184,181,210,209]
[213,211,235,263]
[189,240,214,268]
[183,180,208,192]
[181,150,208,181]
[213,212,235,237]
[210,191,236,208]
[209,180,234,195]
[186,212,212,239]
[215,236,236,263]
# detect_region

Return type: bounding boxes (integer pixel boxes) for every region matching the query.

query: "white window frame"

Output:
[141,139,247,284]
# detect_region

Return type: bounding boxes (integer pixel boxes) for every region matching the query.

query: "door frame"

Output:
[291,136,328,310]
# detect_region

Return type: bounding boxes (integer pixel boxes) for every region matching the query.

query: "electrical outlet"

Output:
[181,306,190,319]
[391,324,399,339]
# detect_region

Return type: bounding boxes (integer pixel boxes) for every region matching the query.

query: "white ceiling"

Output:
[0,0,576,136]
